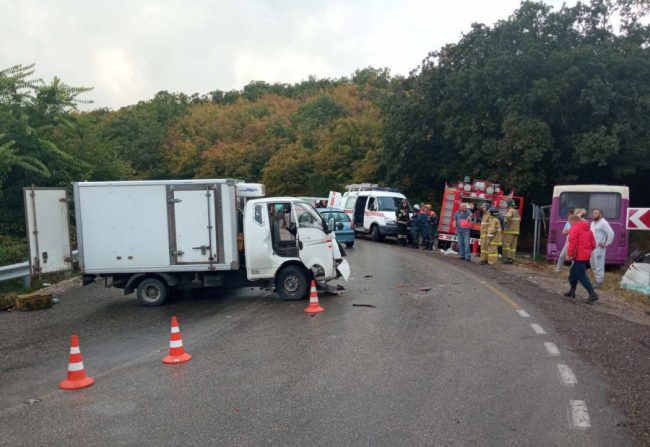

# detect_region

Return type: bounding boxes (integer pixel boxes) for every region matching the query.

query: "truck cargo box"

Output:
[74,179,240,274]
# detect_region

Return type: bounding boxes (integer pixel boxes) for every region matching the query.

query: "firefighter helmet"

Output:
[507,200,517,208]
[489,207,500,216]
[413,204,420,211]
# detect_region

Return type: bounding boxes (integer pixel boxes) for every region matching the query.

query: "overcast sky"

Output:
[1,0,576,110]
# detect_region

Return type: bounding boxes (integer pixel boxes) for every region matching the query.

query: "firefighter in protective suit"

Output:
[502,200,520,264]
[487,207,503,265]
[396,199,410,247]
[479,203,490,264]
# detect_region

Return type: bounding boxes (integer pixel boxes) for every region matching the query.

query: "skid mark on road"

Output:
[430,257,521,310]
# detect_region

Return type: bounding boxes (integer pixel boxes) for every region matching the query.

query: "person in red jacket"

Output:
[564,214,598,303]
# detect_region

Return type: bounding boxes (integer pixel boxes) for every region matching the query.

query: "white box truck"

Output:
[26,179,350,306]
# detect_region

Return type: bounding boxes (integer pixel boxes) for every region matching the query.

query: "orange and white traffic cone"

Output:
[304,280,325,314]
[59,335,95,390]
[162,316,192,364]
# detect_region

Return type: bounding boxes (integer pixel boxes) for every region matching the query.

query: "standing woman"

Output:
[555,209,575,272]
[564,214,598,303]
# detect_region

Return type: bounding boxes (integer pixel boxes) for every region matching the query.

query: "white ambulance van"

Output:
[341,184,407,242]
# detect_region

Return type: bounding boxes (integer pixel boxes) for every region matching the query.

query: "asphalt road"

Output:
[0,239,636,446]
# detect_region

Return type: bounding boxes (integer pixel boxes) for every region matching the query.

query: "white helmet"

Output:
[413,204,420,211]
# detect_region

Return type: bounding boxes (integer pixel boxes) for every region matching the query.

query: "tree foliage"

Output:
[1,1,649,261]
[382,0,650,203]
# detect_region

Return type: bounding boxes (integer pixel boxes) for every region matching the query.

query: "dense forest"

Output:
[1,0,649,264]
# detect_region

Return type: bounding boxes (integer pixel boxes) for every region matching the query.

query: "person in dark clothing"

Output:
[418,205,432,249]
[565,214,599,303]
[427,208,439,250]
[396,199,410,247]
[410,204,421,248]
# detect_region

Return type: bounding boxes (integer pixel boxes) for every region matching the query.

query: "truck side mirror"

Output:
[328,217,335,234]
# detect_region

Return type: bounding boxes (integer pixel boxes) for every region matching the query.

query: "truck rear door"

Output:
[23,187,73,276]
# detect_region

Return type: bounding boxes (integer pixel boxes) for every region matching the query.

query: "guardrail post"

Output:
[22,275,31,289]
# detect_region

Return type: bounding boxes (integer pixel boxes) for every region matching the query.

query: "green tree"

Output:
[0,64,93,235]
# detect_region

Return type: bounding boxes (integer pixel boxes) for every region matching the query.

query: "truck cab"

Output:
[244,197,349,300]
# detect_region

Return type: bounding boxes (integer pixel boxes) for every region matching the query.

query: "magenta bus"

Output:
[547,185,629,266]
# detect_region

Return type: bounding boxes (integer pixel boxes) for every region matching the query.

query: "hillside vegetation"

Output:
[1,0,649,263]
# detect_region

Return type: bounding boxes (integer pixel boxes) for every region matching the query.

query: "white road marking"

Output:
[557,364,578,386]
[516,309,530,317]
[531,323,547,335]
[569,400,591,429]
[544,342,560,356]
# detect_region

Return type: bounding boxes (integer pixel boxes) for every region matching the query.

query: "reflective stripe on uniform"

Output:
[488,253,499,257]
[503,231,519,235]
[490,242,502,246]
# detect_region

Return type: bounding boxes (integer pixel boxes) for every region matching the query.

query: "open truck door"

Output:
[23,187,73,277]
[292,202,336,280]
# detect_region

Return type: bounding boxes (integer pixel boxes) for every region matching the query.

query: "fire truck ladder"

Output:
[439,190,456,233]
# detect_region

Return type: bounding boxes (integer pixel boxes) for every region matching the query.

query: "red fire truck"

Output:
[437,178,524,250]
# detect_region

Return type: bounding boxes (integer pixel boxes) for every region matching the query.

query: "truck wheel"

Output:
[276,265,310,301]
[371,225,384,242]
[136,277,169,306]
[345,240,355,248]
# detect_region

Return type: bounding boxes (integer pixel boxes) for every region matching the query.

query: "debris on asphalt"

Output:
[16,293,53,311]
[52,298,60,304]
[364,275,373,278]
[35,276,82,296]
[443,248,458,255]
[620,253,650,295]
[396,283,406,288]
[24,398,41,405]
[336,284,346,291]
[416,287,432,292]
[352,304,377,308]
[0,293,17,311]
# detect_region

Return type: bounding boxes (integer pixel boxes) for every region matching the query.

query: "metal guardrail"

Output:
[0,250,78,289]
[0,261,31,288]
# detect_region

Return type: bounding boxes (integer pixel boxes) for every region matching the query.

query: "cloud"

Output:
[0,0,577,110]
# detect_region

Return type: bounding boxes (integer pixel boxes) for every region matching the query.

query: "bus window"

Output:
[590,193,621,219]
[559,192,621,219]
